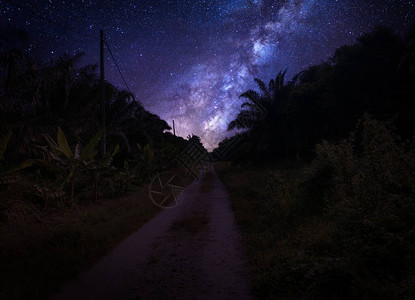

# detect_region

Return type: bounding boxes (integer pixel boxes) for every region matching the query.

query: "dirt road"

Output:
[51,169,252,300]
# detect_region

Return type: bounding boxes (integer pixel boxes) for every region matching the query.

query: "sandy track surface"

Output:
[51,169,252,300]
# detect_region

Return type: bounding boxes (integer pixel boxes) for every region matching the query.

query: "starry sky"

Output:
[1,0,415,150]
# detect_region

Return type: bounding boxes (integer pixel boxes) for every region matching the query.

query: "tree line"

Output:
[214,26,415,162]
[0,28,191,208]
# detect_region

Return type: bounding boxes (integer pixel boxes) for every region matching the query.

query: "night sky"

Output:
[1,0,415,150]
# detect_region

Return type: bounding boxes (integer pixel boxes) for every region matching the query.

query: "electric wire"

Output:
[105,41,133,96]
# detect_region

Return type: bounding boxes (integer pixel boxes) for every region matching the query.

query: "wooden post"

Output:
[173,120,176,136]
[99,30,106,158]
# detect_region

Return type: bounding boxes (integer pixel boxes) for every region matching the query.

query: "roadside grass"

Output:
[0,185,159,300]
[214,157,415,300]
[0,168,194,300]
[214,161,309,299]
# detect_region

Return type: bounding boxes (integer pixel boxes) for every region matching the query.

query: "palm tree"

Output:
[227,70,292,159]
[0,52,97,159]
[0,47,172,165]
[228,70,288,131]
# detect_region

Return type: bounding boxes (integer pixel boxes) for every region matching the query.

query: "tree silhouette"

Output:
[220,25,415,162]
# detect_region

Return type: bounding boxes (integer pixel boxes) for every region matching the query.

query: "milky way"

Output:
[1,0,415,149]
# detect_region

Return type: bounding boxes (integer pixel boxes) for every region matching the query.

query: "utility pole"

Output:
[99,29,106,158]
[172,119,176,136]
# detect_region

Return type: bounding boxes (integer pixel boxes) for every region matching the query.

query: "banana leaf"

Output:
[80,129,103,160]
[0,159,33,176]
[32,159,62,172]
[43,134,62,156]
[57,127,73,159]
[0,130,12,160]
[98,144,119,167]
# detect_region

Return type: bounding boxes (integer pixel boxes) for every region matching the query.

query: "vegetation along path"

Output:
[51,168,252,300]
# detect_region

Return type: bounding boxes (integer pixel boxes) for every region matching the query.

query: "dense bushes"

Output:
[0,40,192,210]
[301,117,415,298]
[216,116,415,299]
[306,116,415,214]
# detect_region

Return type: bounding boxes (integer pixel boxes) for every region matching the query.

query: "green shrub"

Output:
[221,117,415,299]
[301,116,415,299]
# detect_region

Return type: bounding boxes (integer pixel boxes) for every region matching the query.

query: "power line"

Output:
[5,0,134,96]
[105,41,133,96]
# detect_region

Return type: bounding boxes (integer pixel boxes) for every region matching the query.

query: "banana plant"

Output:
[117,159,143,193]
[136,143,155,166]
[41,128,105,205]
[0,131,33,185]
[32,170,66,210]
[136,143,155,182]
[87,144,120,202]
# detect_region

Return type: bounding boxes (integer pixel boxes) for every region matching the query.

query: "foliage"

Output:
[220,26,415,162]
[301,117,415,299]
[0,184,161,300]
[115,160,138,194]
[0,131,33,184]
[0,27,205,300]
[40,127,111,205]
[31,170,66,210]
[137,143,154,167]
[0,31,190,206]
[306,116,414,211]
[217,116,415,299]
[0,47,172,163]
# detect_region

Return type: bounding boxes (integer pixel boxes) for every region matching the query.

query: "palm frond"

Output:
[254,78,268,96]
